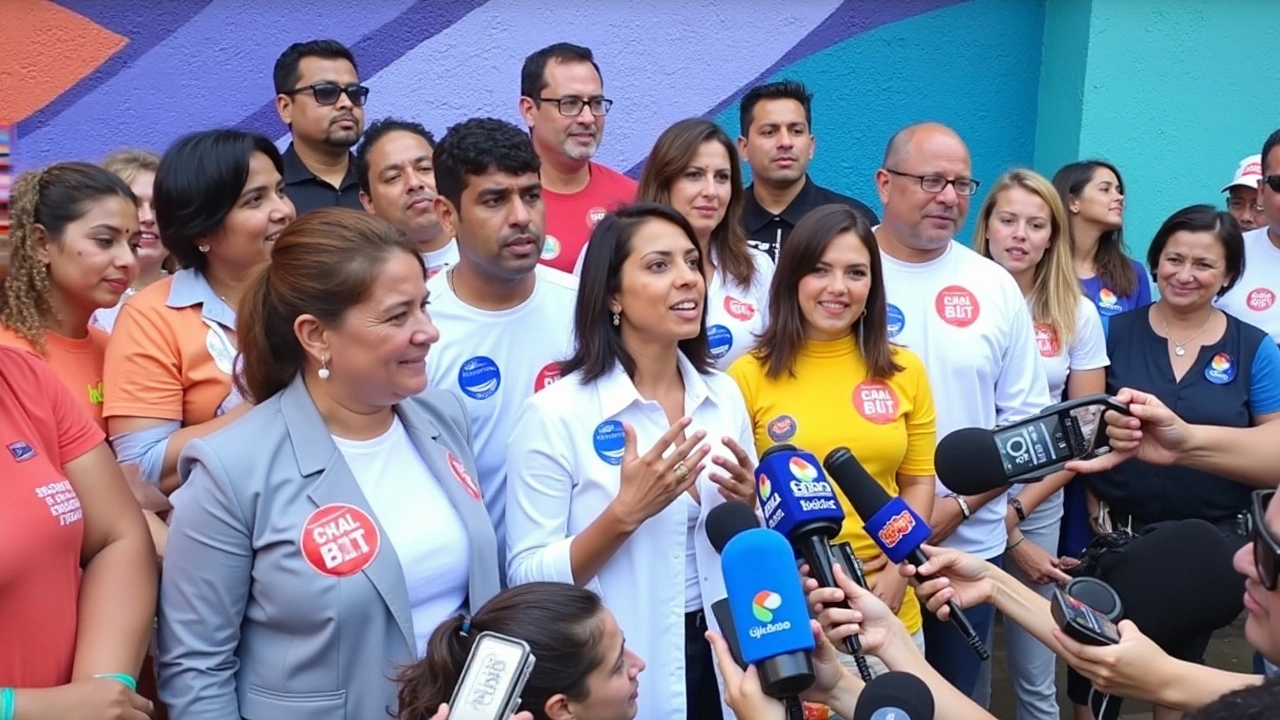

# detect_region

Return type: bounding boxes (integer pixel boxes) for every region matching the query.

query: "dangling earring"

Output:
[612,312,620,327]
[198,244,210,253]
[856,311,866,352]
[318,358,331,380]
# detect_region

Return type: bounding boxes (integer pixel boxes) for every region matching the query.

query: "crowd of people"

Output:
[4,36,1280,720]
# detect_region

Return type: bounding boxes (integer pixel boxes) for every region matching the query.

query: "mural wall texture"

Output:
[5,0,1046,219]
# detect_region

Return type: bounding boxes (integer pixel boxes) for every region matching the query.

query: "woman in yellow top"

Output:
[728,203,936,675]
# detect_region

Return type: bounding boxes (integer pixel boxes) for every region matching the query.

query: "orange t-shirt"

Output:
[0,326,109,430]
[0,345,104,687]
[103,275,237,427]
[541,162,637,274]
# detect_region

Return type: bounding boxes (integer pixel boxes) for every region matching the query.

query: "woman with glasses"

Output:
[635,118,774,370]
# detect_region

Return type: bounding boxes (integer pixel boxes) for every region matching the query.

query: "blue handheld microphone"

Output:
[823,446,991,660]
[721,526,816,698]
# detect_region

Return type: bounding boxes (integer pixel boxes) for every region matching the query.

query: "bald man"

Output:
[872,123,1051,707]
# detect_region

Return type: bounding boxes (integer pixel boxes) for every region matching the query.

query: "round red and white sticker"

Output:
[534,362,563,393]
[1034,324,1060,358]
[724,295,757,321]
[853,380,899,425]
[301,504,380,578]
[448,451,483,501]
[935,286,979,328]
[587,207,608,227]
[1247,288,1276,312]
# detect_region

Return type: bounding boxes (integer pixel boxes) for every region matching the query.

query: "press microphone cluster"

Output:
[823,447,991,661]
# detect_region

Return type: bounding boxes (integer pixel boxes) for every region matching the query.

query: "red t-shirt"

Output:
[0,345,104,687]
[540,162,637,274]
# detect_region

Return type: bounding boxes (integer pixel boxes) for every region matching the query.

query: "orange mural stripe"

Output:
[0,0,127,124]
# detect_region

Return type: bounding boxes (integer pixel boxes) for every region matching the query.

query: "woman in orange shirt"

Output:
[0,162,139,429]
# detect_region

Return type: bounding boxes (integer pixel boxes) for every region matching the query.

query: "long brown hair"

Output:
[235,208,422,403]
[1053,160,1139,296]
[637,118,756,289]
[396,583,607,720]
[753,204,902,380]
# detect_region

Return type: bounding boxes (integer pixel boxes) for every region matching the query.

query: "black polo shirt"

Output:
[742,175,879,262]
[281,142,363,216]
[1089,307,1280,524]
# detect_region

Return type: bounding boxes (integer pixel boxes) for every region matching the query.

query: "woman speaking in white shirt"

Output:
[505,203,759,720]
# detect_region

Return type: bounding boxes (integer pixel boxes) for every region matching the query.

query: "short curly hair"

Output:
[1,163,136,354]
[432,118,540,217]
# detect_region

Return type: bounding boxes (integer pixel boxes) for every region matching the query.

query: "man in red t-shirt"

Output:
[518,42,637,275]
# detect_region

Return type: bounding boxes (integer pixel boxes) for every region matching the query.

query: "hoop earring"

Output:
[318,358,331,380]
[612,312,620,327]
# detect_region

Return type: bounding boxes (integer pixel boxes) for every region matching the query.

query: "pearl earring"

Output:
[318,358,331,380]
[612,312,620,327]
[198,244,210,253]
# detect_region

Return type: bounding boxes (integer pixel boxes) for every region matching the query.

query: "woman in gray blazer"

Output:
[156,209,503,720]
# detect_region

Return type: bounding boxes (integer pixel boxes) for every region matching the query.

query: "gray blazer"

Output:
[157,375,501,720]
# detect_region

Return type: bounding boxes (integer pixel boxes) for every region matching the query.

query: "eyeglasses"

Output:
[538,96,613,117]
[1264,175,1280,193]
[282,82,370,107]
[1227,197,1265,214]
[884,169,980,196]
[1250,489,1278,591]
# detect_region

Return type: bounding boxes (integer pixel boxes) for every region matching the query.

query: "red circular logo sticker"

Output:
[853,381,900,425]
[301,504,380,578]
[534,362,563,393]
[1247,288,1275,311]
[724,295,757,321]
[447,451,483,501]
[587,207,608,227]
[935,286,979,328]
[1034,324,1060,358]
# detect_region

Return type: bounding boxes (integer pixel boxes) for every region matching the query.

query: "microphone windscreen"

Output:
[852,671,935,720]
[823,447,891,520]
[1095,519,1244,652]
[706,501,761,555]
[935,427,1006,495]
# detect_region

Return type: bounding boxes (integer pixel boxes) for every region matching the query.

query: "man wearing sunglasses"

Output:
[1217,129,1280,345]
[273,39,369,216]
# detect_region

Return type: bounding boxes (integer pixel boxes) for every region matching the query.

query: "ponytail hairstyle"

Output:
[396,583,607,720]
[235,208,421,403]
[1,162,135,354]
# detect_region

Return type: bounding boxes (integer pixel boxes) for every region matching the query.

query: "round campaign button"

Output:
[592,420,627,466]
[1096,288,1122,316]
[447,451,483,501]
[587,206,608,227]
[935,286,980,328]
[534,362,563,393]
[724,295,756,321]
[458,356,501,400]
[1247,288,1276,312]
[886,304,906,339]
[853,380,900,425]
[766,415,798,442]
[1204,352,1236,385]
[541,235,561,261]
[707,324,734,359]
[301,504,381,578]
[1034,324,1060,358]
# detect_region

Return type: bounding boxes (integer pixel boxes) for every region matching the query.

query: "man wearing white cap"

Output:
[1217,132,1280,344]
[1223,154,1266,231]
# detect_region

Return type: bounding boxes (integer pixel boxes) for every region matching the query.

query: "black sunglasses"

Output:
[1264,175,1280,193]
[282,82,370,107]
[1250,489,1278,591]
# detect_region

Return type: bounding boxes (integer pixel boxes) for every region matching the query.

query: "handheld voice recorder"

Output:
[447,631,537,720]
[992,393,1131,483]
[1050,587,1121,646]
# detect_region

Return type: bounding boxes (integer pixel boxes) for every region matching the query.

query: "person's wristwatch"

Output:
[946,493,972,520]
[1008,497,1027,523]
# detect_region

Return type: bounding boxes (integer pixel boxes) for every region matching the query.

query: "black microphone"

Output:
[935,393,1130,494]
[852,671,935,720]
[823,446,991,660]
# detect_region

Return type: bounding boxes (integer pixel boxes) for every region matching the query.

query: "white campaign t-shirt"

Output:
[1013,295,1109,531]
[879,240,1051,558]
[332,416,471,656]
[423,239,460,280]
[1216,226,1280,344]
[425,265,578,551]
[705,248,775,371]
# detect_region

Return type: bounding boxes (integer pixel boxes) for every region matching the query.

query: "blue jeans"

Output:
[922,553,1002,704]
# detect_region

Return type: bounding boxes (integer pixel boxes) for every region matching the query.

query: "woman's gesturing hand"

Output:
[611,417,711,530]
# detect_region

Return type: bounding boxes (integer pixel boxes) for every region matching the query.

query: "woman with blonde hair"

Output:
[974,168,1108,720]
[93,148,170,333]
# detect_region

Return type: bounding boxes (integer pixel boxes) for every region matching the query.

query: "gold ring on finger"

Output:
[674,462,690,479]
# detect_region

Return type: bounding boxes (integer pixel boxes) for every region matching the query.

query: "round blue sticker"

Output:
[457,356,501,400]
[870,708,909,720]
[886,304,905,339]
[1095,288,1123,316]
[592,420,627,466]
[707,324,734,359]
[1205,352,1236,385]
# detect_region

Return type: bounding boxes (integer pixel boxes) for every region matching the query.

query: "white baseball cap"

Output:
[1223,154,1263,193]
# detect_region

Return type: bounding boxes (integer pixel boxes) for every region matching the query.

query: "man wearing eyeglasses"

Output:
[871,122,1050,706]
[273,39,368,216]
[1217,131,1280,345]
[518,42,636,275]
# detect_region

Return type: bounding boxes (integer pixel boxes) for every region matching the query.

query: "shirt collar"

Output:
[741,174,819,232]
[596,351,715,419]
[282,142,358,190]
[166,268,237,328]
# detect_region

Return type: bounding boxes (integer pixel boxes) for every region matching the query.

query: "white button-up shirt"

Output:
[505,352,756,720]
